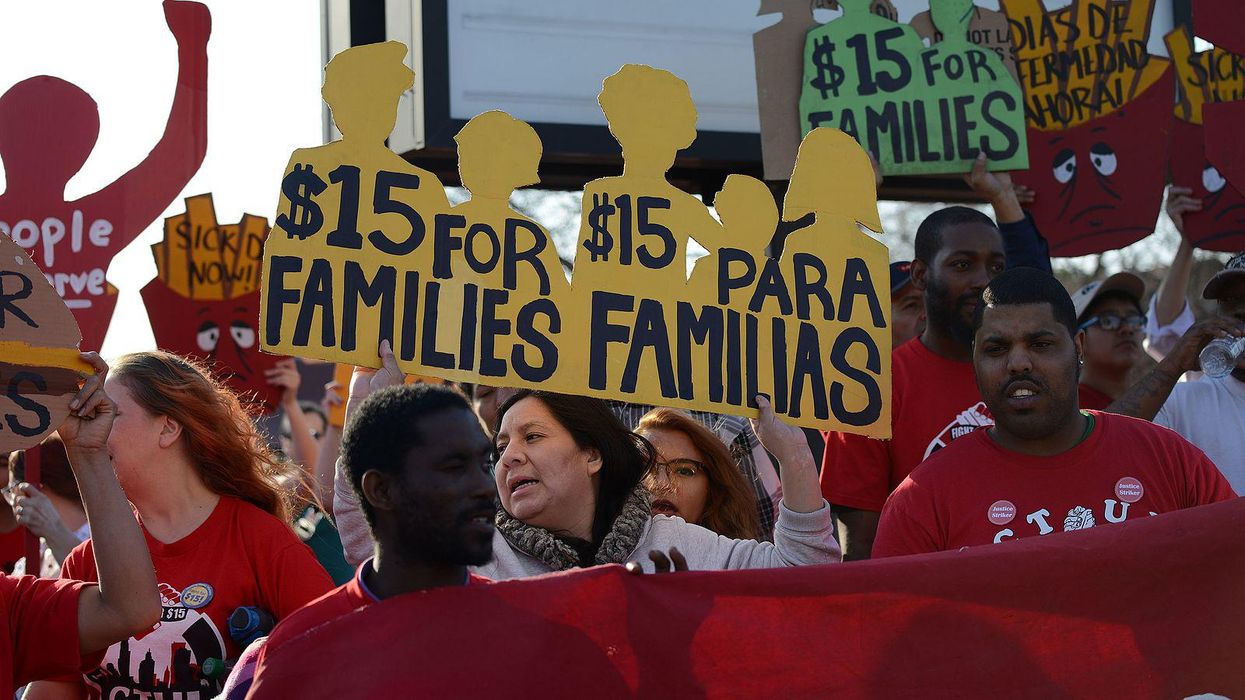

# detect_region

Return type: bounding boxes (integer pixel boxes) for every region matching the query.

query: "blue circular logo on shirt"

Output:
[181,582,214,609]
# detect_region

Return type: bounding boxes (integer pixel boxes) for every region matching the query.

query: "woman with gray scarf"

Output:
[479,389,838,577]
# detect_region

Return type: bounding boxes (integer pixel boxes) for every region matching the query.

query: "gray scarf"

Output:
[496,484,652,571]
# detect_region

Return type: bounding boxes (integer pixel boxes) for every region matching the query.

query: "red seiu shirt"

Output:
[821,338,992,511]
[0,576,102,693]
[58,496,334,699]
[872,411,1239,558]
[1077,383,1114,411]
[249,561,490,693]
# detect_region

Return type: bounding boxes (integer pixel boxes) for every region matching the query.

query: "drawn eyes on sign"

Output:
[197,322,221,352]
[1203,165,1227,194]
[1052,148,1076,184]
[1089,143,1117,177]
[230,321,256,349]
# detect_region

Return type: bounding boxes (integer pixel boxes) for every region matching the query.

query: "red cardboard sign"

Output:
[0,0,209,349]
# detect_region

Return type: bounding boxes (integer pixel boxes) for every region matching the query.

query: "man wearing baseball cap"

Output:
[1069,272,1148,410]
[1147,252,1245,492]
[890,261,924,348]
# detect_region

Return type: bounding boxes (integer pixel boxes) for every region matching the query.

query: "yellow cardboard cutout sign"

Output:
[261,43,891,435]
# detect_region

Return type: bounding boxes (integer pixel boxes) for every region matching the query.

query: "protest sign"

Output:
[754,0,821,180]
[249,498,1245,698]
[0,1,209,348]
[1191,0,1245,221]
[261,44,892,435]
[1166,26,1245,252]
[910,3,1019,83]
[142,195,285,414]
[1005,0,1173,256]
[798,0,1027,176]
[0,233,90,454]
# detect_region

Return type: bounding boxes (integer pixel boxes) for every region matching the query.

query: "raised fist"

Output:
[164,0,212,44]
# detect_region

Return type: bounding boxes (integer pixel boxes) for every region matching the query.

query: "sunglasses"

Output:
[1077,313,1146,332]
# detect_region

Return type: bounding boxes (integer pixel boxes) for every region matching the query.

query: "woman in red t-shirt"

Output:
[27,352,333,700]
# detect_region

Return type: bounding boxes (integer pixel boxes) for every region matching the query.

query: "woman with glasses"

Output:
[481,389,838,577]
[1070,274,1149,410]
[634,408,764,540]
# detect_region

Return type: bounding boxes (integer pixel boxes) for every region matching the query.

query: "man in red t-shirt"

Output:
[245,381,496,697]
[1069,272,1147,410]
[1,354,161,691]
[873,269,1237,558]
[822,157,1052,560]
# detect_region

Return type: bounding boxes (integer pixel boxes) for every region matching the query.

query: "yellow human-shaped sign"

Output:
[572,65,726,294]
[262,41,449,369]
[260,42,893,435]
[779,128,890,428]
[442,111,569,382]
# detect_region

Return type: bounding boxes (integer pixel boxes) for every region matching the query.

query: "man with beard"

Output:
[246,383,497,693]
[872,268,1235,557]
[1068,273,1148,410]
[821,159,1051,560]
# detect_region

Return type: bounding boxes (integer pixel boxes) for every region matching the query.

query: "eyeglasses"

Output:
[1077,313,1146,332]
[646,459,707,481]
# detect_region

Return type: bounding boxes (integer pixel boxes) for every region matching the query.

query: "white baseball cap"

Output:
[1070,272,1146,321]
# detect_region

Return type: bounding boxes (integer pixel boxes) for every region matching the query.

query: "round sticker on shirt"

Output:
[1115,477,1144,504]
[987,500,1016,525]
[181,582,214,610]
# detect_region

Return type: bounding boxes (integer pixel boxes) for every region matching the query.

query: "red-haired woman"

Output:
[27,352,333,700]
[635,408,764,540]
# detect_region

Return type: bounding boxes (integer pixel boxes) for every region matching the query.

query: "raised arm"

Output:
[86,0,210,244]
[1155,188,1199,327]
[964,152,1052,273]
[58,354,160,653]
[333,341,404,565]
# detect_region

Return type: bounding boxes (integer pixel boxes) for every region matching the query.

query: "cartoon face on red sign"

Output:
[141,281,284,414]
[1013,72,1175,257]
[1169,119,1245,251]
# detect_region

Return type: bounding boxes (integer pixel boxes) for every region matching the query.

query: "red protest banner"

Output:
[249,497,1245,698]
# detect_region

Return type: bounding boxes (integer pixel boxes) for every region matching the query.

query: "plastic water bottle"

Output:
[1199,337,1245,378]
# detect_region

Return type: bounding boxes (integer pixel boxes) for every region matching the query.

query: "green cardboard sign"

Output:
[799,0,1028,175]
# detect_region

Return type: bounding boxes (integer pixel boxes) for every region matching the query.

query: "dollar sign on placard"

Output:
[582,192,615,262]
[810,36,845,100]
[276,163,328,240]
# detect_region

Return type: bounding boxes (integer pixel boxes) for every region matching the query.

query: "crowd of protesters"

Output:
[1,167,1242,697]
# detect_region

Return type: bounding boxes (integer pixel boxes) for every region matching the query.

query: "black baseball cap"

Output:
[1203,251,1245,300]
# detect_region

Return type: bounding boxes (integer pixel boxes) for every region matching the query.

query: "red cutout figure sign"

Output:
[1004,0,1174,256]
[1166,25,1245,251]
[0,0,210,349]
[1193,0,1245,216]
[141,194,285,415]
